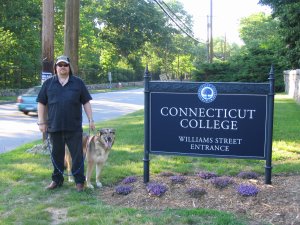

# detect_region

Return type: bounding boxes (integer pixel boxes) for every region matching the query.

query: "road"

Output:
[0,88,144,153]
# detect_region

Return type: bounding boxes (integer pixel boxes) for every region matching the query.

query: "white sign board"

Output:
[41,72,52,84]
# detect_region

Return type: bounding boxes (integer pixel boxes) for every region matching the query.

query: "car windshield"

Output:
[23,86,41,96]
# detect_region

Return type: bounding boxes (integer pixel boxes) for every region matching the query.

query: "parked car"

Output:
[17,85,41,115]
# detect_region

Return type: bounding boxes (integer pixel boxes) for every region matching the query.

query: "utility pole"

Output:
[224,33,227,61]
[42,0,54,142]
[209,0,213,63]
[42,0,54,74]
[177,54,180,79]
[64,0,80,75]
[206,15,210,63]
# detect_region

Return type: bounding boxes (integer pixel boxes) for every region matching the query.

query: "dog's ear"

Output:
[98,128,107,136]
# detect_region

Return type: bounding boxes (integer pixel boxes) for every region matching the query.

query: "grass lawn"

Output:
[0,96,16,103]
[0,93,299,224]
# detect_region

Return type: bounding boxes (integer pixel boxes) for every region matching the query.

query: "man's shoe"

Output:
[76,183,84,192]
[46,181,62,190]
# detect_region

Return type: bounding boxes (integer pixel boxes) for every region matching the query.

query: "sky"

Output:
[178,0,272,44]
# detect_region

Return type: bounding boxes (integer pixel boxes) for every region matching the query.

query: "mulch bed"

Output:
[98,174,300,225]
[27,145,300,224]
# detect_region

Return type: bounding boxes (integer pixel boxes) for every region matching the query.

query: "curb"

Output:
[0,101,15,105]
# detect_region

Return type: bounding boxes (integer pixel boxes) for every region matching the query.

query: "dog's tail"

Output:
[82,133,89,154]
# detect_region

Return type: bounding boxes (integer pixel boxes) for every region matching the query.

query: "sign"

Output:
[41,72,52,84]
[150,91,267,159]
[143,66,275,184]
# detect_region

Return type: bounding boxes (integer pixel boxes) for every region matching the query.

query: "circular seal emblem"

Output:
[198,83,217,103]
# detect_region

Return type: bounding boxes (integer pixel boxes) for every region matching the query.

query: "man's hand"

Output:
[38,123,48,133]
[89,121,95,131]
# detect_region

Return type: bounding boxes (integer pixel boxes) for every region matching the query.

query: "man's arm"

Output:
[83,101,95,131]
[37,102,48,133]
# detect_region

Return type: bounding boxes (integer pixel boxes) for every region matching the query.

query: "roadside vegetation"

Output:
[0,96,16,103]
[0,93,299,224]
[1,1,299,91]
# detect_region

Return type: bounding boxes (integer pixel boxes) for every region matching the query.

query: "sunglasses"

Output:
[57,64,69,67]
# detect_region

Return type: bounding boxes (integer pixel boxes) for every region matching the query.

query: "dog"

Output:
[85,128,115,188]
[65,128,116,189]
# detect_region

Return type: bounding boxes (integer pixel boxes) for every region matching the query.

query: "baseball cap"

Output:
[55,55,70,65]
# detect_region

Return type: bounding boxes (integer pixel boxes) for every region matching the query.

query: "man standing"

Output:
[37,55,95,192]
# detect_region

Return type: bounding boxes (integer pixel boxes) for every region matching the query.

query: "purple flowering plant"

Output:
[236,184,259,196]
[211,177,233,189]
[186,187,207,198]
[146,182,168,197]
[122,176,137,184]
[237,171,259,179]
[170,175,186,184]
[197,171,217,179]
[115,185,133,195]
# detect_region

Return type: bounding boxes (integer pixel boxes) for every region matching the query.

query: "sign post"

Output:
[265,65,275,184]
[143,66,151,183]
[108,72,112,89]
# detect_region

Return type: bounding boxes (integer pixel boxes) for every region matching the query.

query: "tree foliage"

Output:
[259,0,300,68]
[0,0,298,89]
[232,12,285,90]
[100,0,168,57]
[194,12,285,91]
[0,0,42,88]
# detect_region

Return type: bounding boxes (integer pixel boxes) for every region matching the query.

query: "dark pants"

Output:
[49,131,85,185]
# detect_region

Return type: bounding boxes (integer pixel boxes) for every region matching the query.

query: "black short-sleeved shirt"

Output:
[36,75,92,132]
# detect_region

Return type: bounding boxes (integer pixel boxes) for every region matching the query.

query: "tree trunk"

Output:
[42,0,54,141]
[64,0,80,75]
[42,0,54,74]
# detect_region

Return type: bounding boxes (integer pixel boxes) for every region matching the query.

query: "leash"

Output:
[46,131,88,177]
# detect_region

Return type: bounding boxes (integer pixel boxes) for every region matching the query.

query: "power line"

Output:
[155,0,202,43]
[160,0,194,36]
[153,0,204,44]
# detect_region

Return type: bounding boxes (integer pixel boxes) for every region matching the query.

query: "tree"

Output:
[140,0,200,79]
[229,12,285,90]
[78,0,103,82]
[0,28,17,87]
[0,0,41,88]
[239,13,280,48]
[193,12,285,91]
[259,0,300,68]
